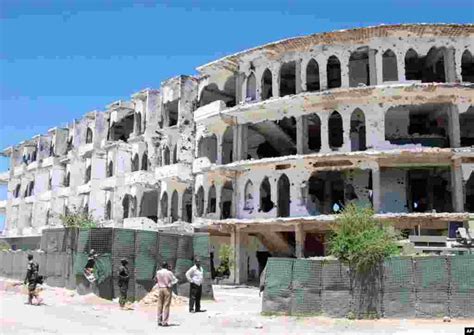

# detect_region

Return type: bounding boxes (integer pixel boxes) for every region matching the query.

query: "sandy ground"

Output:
[0,278,472,335]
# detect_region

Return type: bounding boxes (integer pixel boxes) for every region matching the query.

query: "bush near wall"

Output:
[262,255,474,318]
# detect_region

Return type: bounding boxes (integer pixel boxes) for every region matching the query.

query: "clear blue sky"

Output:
[0,0,472,230]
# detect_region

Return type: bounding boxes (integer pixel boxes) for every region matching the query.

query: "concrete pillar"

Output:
[368,49,379,86]
[371,164,381,213]
[235,73,244,104]
[216,134,223,165]
[231,227,247,284]
[375,49,384,85]
[176,191,183,221]
[447,105,461,148]
[451,159,464,212]
[341,55,350,88]
[397,51,406,82]
[319,58,328,90]
[295,59,303,94]
[272,67,280,98]
[297,115,308,155]
[444,48,457,83]
[319,113,330,153]
[342,113,351,152]
[215,184,222,219]
[300,59,308,92]
[234,124,248,160]
[295,223,306,258]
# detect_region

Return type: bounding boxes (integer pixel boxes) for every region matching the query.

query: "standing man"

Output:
[118,258,130,309]
[155,261,176,327]
[84,249,98,281]
[186,258,205,313]
[24,254,42,305]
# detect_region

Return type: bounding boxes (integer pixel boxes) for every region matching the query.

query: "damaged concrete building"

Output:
[1,24,474,284]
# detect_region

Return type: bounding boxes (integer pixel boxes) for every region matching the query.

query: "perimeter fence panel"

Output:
[262,258,294,314]
[291,258,322,315]
[448,254,474,318]
[382,257,415,318]
[321,259,351,317]
[112,229,136,300]
[135,230,158,300]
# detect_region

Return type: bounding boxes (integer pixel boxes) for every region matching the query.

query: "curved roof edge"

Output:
[196,23,474,73]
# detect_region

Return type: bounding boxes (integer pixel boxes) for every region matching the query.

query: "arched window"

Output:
[307,114,321,152]
[350,108,366,151]
[160,192,168,219]
[461,50,474,83]
[199,76,236,108]
[84,165,92,183]
[246,73,257,101]
[349,49,370,87]
[163,146,170,166]
[327,56,341,89]
[405,49,421,80]
[86,127,93,144]
[207,185,216,213]
[14,184,21,198]
[141,153,148,171]
[328,111,343,150]
[243,180,254,211]
[64,172,70,187]
[182,187,193,223]
[222,127,234,164]
[198,135,218,163]
[172,145,178,164]
[171,190,179,222]
[221,181,233,219]
[196,186,205,217]
[30,149,37,162]
[105,200,112,220]
[306,59,320,91]
[122,194,131,219]
[280,61,296,96]
[131,154,139,172]
[261,69,273,101]
[107,160,114,177]
[259,177,273,212]
[382,49,398,82]
[277,174,290,217]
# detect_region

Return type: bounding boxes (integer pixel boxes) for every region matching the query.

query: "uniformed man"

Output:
[24,254,42,305]
[118,258,130,309]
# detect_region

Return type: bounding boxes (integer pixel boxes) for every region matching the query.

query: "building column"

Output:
[451,159,464,212]
[340,54,350,88]
[272,67,280,98]
[300,59,307,92]
[216,134,223,165]
[397,51,406,82]
[295,59,303,94]
[176,191,183,221]
[296,115,308,155]
[319,113,330,153]
[371,164,382,213]
[447,105,461,148]
[342,113,351,152]
[295,223,306,258]
[368,49,379,86]
[231,227,247,284]
[233,124,248,161]
[319,58,328,91]
[444,48,457,83]
[215,183,222,219]
[235,73,244,104]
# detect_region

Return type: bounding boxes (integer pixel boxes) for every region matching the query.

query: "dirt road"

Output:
[0,278,472,334]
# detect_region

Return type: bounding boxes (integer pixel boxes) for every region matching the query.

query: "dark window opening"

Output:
[246,73,257,101]
[198,135,218,163]
[86,127,93,144]
[196,186,204,217]
[383,49,398,82]
[182,188,193,223]
[261,69,273,101]
[14,184,21,198]
[249,116,297,159]
[64,172,70,187]
[222,127,234,164]
[160,192,168,219]
[172,146,178,164]
[350,109,366,151]
[108,114,134,142]
[465,173,474,212]
[279,61,296,96]
[306,172,345,215]
[163,146,170,166]
[259,177,273,212]
[407,168,452,213]
[349,48,370,87]
[307,114,321,152]
[207,185,216,213]
[221,181,233,219]
[405,48,446,83]
[141,153,148,171]
[460,107,474,147]
[461,50,474,83]
[306,59,320,92]
[327,56,341,89]
[131,154,139,172]
[135,112,142,134]
[328,111,344,150]
[171,190,179,222]
[164,100,179,127]
[105,200,112,220]
[107,160,114,177]
[140,190,158,222]
[277,174,290,217]
[84,165,91,183]
[199,76,236,108]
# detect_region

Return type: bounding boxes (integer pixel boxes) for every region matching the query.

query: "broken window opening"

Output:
[160,192,169,220]
[131,154,139,172]
[349,49,370,87]
[199,76,236,108]
[84,165,91,183]
[222,127,234,164]
[327,56,342,89]
[30,149,37,162]
[164,100,179,127]
[198,135,218,163]
[243,180,254,211]
[385,104,450,148]
[261,69,273,101]
[279,61,296,97]
[141,153,148,171]
[460,107,474,147]
[465,173,474,212]
[163,146,171,166]
[306,59,320,92]
[109,114,134,142]
[221,181,233,219]
[350,108,367,151]
[207,185,216,214]
[66,137,73,152]
[122,194,131,219]
[105,200,112,220]
[306,171,345,215]
[196,186,205,217]
[328,111,344,150]
[172,146,178,164]
[140,190,158,222]
[107,160,114,177]
[461,50,474,83]
[259,177,273,212]
[277,174,290,217]
[307,114,321,152]
[382,49,398,82]
[407,168,452,213]
[86,127,93,144]
[404,48,446,83]
[135,112,142,134]
[248,117,297,159]
[246,72,257,102]
[171,190,179,222]
[182,188,192,223]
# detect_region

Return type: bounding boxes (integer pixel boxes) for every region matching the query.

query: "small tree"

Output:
[59,206,99,229]
[216,244,233,278]
[329,203,399,272]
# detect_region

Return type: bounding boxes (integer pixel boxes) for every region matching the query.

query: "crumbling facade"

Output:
[1,24,474,283]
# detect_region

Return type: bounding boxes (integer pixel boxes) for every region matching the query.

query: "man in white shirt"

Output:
[185,258,205,313]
